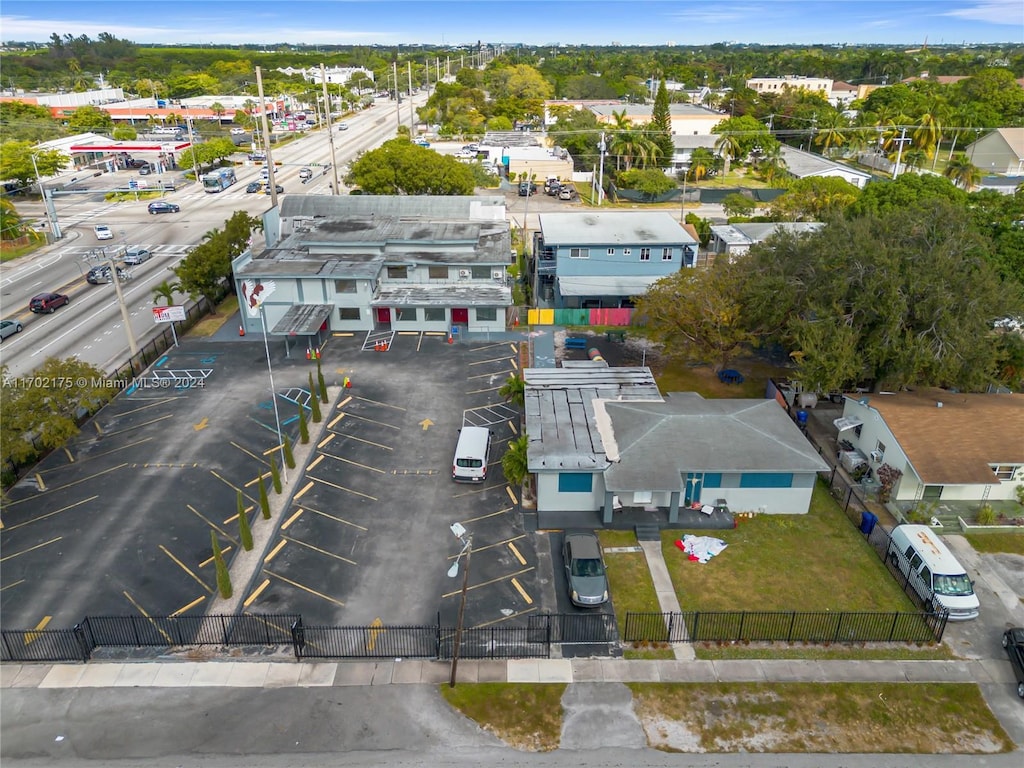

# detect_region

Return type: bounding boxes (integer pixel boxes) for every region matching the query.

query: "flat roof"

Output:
[539,212,697,246]
[524,367,662,472]
[711,222,824,246]
[269,304,334,336]
[371,283,511,307]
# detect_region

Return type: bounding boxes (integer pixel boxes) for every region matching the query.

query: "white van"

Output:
[452,426,492,483]
[887,524,980,620]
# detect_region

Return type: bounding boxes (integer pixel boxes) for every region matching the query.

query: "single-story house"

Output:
[232,195,512,341]
[533,211,698,308]
[778,145,874,189]
[966,128,1024,177]
[707,222,824,260]
[526,366,830,527]
[835,388,1024,505]
[588,103,726,136]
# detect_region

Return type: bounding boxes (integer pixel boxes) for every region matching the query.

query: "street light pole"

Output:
[679,163,690,223]
[447,523,472,688]
[29,152,62,240]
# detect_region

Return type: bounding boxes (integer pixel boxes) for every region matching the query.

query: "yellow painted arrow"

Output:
[193,417,209,431]
[419,418,434,431]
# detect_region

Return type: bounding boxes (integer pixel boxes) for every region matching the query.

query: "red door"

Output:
[376,307,391,328]
[451,308,469,324]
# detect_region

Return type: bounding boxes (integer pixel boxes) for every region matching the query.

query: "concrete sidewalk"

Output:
[3,657,1017,690]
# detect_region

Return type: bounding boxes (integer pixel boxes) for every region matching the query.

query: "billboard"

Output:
[153,305,186,323]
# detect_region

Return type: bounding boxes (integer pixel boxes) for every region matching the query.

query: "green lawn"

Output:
[596,530,671,658]
[662,481,913,613]
[964,531,1024,555]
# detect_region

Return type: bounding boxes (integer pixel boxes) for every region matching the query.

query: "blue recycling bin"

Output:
[860,511,878,535]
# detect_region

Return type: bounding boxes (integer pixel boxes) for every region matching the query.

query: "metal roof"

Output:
[601,394,829,490]
[523,367,662,472]
[277,195,507,221]
[710,222,824,246]
[235,255,383,279]
[778,146,872,181]
[538,212,697,246]
[371,283,511,307]
[558,275,667,297]
[269,304,334,336]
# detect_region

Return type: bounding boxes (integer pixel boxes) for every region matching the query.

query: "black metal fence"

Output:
[624,608,945,645]
[1,613,298,663]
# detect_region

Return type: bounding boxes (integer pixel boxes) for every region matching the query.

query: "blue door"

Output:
[684,473,703,506]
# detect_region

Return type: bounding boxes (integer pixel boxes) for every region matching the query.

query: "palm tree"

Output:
[501,434,530,489]
[813,111,850,156]
[498,374,525,407]
[903,148,927,172]
[714,132,742,177]
[913,99,946,165]
[151,279,181,307]
[688,147,717,182]
[944,152,982,190]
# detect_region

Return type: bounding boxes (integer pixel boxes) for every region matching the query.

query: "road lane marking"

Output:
[170,596,207,616]
[159,544,214,594]
[506,487,519,504]
[281,509,304,530]
[263,569,345,606]
[283,535,357,565]
[309,475,377,500]
[441,566,534,598]
[0,536,62,562]
[2,496,98,532]
[353,396,406,411]
[508,542,527,565]
[122,591,174,644]
[294,481,314,500]
[244,579,271,607]
[305,504,367,531]
[320,450,386,474]
[511,578,533,604]
[2,464,127,507]
[264,541,287,563]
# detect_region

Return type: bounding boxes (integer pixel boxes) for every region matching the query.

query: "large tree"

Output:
[847,173,966,218]
[739,200,1022,392]
[174,211,260,311]
[66,104,114,133]
[648,78,675,168]
[0,142,68,190]
[348,138,475,195]
[0,101,61,143]
[633,261,754,372]
[770,177,861,221]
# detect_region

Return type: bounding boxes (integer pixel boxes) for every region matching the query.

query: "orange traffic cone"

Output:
[447,333,453,344]
[239,324,245,337]
[344,376,352,388]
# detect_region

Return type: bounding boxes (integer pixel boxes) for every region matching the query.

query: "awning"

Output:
[270,304,333,336]
[833,417,863,432]
[557,275,665,297]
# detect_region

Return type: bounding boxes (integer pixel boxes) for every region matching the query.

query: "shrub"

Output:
[283,435,295,469]
[976,504,996,526]
[316,360,328,403]
[236,490,253,551]
[258,473,270,519]
[211,531,232,598]
[298,403,309,443]
[269,454,282,494]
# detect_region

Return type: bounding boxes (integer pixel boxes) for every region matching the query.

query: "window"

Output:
[701,473,722,488]
[338,307,360,320]
[476,307,497,321]
[471,266,491,279]
[558,473,593,493]
[569,248,589,259]
[423,307,445,322]
[428,266,448,280]
[739,473,793,488]
[387,266,407,279]
[607,248,615,256]
[875,440,886,454]
[991,464,1019,480]
[334,279,356,293]
[639,248,651,261]
[662,247,673,261]
[394,307,417,322]
[922,485,943,500]
[622,248,631,256]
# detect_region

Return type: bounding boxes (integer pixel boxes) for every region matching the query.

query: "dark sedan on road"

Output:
[147,202,180,214]
[29,292,69,314]
[1003,627,1024,699]
[246,181,262,193]
[265,184,284,195]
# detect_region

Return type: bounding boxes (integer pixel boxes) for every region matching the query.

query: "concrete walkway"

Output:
[3,656,1017,690]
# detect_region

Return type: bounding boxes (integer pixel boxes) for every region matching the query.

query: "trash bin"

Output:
[860,511,877,535]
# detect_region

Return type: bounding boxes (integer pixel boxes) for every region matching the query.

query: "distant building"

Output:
[778,145,874,189]
[588,103,725,136]
[708,222,824,261]
[745,75,833,96]
[276,66,375,87]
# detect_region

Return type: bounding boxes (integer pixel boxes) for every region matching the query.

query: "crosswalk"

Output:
[60,243,193,259]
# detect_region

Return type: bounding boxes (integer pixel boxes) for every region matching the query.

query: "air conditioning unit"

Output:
[869,450,883,463]
[458,269,471,279]
[492,270,505,281]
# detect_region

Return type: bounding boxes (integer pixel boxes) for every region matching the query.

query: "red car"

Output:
[29,292,70,314]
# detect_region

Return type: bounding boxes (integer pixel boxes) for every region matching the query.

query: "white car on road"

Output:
[94,225,113,240]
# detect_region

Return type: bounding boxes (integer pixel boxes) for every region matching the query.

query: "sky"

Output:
[1,0,1022,47]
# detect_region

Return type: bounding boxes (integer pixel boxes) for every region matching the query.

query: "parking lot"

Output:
[0,332,583,640]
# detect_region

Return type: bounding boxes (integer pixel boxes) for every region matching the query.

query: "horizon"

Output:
[1,1,1022,48]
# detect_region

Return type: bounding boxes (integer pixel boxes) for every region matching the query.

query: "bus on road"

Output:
[201,168,237,193]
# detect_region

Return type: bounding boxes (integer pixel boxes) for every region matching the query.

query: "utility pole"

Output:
[106,255,138,357]
[891,126,911,179]
[407,62,415,131]
[393,61,400,135]
[597,132,606,206]
[255,66,280,207]
[184,114,201,186]
[320,63,341,195]
[30,152,62,240]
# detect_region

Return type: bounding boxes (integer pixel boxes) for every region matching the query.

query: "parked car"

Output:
[246,181,262,194]
[518,181,537,197]
[94,224,113,240]
[337,122,349,131]
[414,138,430,147]
[229,127,247,135]
[87,265,128,284]
[298,167,313,180]
[137,164,152,175]
[559,185,576,200]
[562,533,609,607]
[123,247,152,265]
[147,202,180,214]
[29,292,69,314]
[1003,628,1024,699]
[0,319,23,340]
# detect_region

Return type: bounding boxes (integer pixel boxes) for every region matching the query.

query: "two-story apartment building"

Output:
[532,212,699,308]
[233,196,512,339]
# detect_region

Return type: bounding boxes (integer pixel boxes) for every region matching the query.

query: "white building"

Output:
[745,75,834,97]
